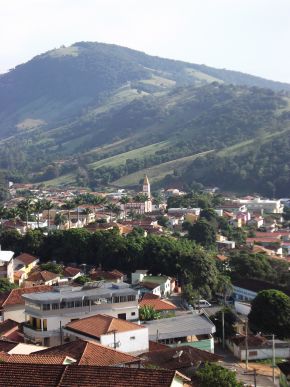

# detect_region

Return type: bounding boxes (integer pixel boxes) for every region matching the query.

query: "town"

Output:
[0,176,289,386]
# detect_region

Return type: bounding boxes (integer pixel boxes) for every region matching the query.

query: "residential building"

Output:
[139,293,177,316]
[33,339,141,367]
[25,270,61,286]
[0,363,191,387]
[23,282,139,346]
[140,345,222,377]
[0,285,52,323]
[63,267,82,281]
[237,197,284,214]
[227,334,290,361]
[0,250,14,283]
[13,253,39,277]
[232,279,290,302]
[132,273,173,297]
[144,312,216,353]
[63,314,149,355]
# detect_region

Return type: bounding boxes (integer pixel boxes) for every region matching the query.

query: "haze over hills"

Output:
[1,41,290,196]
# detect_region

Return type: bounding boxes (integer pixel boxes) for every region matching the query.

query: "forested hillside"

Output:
[1,41,290,195]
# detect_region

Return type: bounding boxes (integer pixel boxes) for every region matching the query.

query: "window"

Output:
[83,299,90,307]
[128,295,136,301]
[66,301,75,308]
[249,351,258,357]
[42,304,50,311]
[43,319,47,331]
[131,312,136,316]
[130,336,135,340]
[52,303,59,310]
[75,300,82,308]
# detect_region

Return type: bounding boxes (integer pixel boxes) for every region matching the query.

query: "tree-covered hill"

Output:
[1,41,290,194]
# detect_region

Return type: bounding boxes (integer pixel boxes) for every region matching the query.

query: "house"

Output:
[144,312,216,353]
[232,278,290,302]
[0,363,191,387]
[238,197,284,214]
[227,334,290,361]
[139,293,177,316]
[0,351,75,365]
[63,267,82,281]
[13,253,39,277]
[140,345,222,377]
[0,250,14,283]
[33,339,141,367]
[2,219,27,234]
[0,285,52,323]
[25,270,61,286]
[0,319,22,341]
[23,282,139,346]
[63,314,149,355]
[132,273,173,297]
[90,268,124,283]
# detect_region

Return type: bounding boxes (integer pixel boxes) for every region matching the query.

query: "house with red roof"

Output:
[0,285,52,322]
[14,253,39,277]
[63,314,149,355]
[139,294,177,317]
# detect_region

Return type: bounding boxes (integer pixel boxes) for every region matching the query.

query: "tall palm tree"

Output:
[33,199,45,228]
[83,208,92,225]
[54,213,67,229]
[120,196,129,220]
[43,200,54,230]
[17,198,33,228]
[105,203,116,223]
[62,200,75,229]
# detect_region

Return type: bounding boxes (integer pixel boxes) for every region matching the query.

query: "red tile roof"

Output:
[139,298,176,311]
[0,338,19,353]
[26,270,59,282]
[35,339,140,366]
[63,267,81,277]
[0,363,190,387]
[0,319,19,336]
[0,351,70,365]
[14,253,38,266]
[65,314,144,339]
[140,345,222,370]
[0,285,52,307]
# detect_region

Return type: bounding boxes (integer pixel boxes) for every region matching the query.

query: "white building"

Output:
[0,250,14,283]
[63,314,149,355]
[237,197,284,214]
[23,282,139,346]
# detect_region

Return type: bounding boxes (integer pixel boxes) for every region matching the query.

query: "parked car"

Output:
[194,299,212,308]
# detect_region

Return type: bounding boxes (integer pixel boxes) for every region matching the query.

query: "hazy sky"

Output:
[1,0,290,82]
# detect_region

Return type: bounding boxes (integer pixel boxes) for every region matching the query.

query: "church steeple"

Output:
[142,174,151,198]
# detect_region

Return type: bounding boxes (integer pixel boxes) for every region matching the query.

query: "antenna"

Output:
[172,350,183,359]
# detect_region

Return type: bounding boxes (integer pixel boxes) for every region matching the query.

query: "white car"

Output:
[194,299,212,308]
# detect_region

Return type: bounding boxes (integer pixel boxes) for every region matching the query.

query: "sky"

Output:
[1,0,290,83]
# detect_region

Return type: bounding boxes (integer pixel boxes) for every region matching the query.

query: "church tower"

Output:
[142,174,151,198]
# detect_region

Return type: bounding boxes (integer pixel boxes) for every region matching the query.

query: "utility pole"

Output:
[245,318,248,371]
[222,308,225,349]
[272,334,276,384]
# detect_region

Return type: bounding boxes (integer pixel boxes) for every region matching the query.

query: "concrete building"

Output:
[63,314,149,355]
[0,250,14,283]
[23,282,139,346]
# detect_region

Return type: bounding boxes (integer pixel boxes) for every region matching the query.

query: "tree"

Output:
[33,200,45,228]
[188,219,216,247]
[139,305,160,321]
[0,278,18,292]
[195,362,243,387]
[216,274,233,304]
[74,275,91,285]
[43,200,54,230]
[248,289,290,339]
[40,262,63,274]
[54,213,67,229]
[17,198,33,228]
[211,307,236,341]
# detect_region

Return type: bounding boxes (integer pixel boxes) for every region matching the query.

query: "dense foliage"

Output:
[248,290,290,339]
[195,362,243,387]
[0,278,18,292]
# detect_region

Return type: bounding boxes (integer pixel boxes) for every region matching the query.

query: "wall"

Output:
[239,346,290,361]
[100,327,149,355]
[4,304,26,323]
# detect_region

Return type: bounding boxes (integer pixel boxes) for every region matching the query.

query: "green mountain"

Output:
[1,41,290,195]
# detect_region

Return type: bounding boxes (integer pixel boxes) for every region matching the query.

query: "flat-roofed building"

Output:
[23,282,139,347]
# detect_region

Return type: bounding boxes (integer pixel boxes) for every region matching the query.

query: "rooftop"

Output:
[14,253,38,266]
[144,312,216,340]
[26,270,59,282]
[0,285,52,307]
[64,314,145,339]
[0,250,14,262]
[34,339,140,366]
[22,282,137,303]
[0,363,191,386]
[139,297,176,311]
[140,345,222,370]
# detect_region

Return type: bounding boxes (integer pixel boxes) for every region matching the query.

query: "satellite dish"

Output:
[173,350,183,359]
